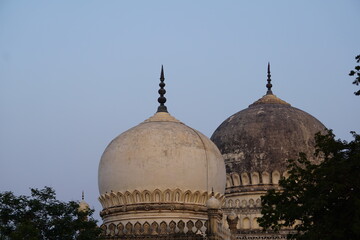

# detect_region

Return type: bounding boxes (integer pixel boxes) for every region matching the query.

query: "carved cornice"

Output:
[99,189,224,210]
[226,185,279,195]
[100,202,209,218]
[225,171,288,191]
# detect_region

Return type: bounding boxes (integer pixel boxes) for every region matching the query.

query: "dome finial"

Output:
[82,191,84,200]
[266,62,273,95]
[157,65,168,112]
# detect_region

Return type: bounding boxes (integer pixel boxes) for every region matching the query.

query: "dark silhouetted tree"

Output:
[0,187,101,240]
[258,130,360,240]
[349,54,360,96]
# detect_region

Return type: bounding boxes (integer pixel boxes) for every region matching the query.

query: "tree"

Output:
[349,54,360,96]
[258,130,360,240]
[0,187,101,240]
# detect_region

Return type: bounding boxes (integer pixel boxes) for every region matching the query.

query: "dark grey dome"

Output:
[211,93,326,175]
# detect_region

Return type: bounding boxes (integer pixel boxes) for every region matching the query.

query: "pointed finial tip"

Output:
[160,65,164,79]
[157,65,168,112]
[82,191,84,200]
[266,62,273,95]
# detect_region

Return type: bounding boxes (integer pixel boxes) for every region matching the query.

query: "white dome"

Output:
[206,195,221,209]
[98,112,226,197]
[78,200,90,212]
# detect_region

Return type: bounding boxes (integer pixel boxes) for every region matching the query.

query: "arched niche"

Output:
[272,170,281,184]
[262,171,270,184]
[226,175,232,188]
[241,173,250,185]
[242,217,250,229]
[231,173,241,186]
[252,218,259,229]
[251,172,260,185]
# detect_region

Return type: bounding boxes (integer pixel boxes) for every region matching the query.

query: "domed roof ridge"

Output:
[249,93,291,107]
[144,112,215,168]
[143,111,181,123]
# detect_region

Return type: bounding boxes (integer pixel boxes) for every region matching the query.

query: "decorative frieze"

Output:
[99,189,224,209]
[100,219,208,237]
[225,171,287,189]
[224,198,261,209]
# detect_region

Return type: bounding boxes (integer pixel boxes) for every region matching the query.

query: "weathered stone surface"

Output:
[211,94,326,174]
[212,93,325,238]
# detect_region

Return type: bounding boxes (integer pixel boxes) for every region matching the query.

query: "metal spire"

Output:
[266,62,273,95]
[157,65,168,112]
[82,191,84,200]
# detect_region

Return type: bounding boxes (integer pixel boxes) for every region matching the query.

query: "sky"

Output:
[1,1,359,222]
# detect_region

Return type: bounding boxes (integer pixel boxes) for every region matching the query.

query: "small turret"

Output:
[78,191,90,213]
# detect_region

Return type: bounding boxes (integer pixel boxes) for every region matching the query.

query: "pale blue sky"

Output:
[1,0,359,221]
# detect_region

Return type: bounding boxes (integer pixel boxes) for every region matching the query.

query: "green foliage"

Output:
[0,187,101,240]
[258,130,360,240]
[349,54,360,96]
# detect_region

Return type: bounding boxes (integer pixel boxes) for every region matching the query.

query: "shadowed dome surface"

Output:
[211,67,326,175]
